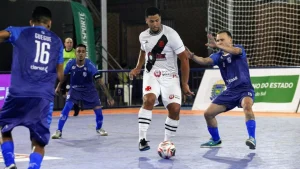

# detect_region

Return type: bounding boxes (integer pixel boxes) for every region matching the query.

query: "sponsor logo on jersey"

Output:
[30,65,48,73]
[154,70,161,77]
[145,86,152,91]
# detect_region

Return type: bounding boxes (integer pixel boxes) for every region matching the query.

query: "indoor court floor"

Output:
[1,108,300,169]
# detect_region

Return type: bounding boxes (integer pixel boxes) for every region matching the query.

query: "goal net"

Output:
[207,0,300,67]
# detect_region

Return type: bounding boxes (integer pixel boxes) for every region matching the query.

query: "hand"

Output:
[185,46,194,59]
[182,84,194,96]
[129,68,141,80]
[205,34,217,48]
[107,98,115,106]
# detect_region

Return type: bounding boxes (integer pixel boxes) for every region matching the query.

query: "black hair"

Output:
[145,7,160,17]
[31,6,52,24]
[217,29,232,38]
[76,44,86,49]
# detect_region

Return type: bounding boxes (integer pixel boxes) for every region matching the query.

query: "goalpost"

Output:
[207,0,300,67]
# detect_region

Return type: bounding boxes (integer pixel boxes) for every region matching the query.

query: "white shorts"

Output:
[142,69,182,107]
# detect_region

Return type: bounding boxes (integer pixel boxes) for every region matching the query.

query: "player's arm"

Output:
[135,50,146,69]
[129,50,145,79]
[206,34,242,55]
[0,30,10,43]
[216,44,242,55]
[178,50,189,86]
[185,47,214,65]
[95,74,115,106]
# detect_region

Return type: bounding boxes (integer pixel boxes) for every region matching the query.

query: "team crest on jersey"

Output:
[84,67,87,71]
[72,66,76,69]
[210,80,226,100]
[158,40,165,48]
[154,70,161,77]
[227,57,232,63]
[83,72,87,77]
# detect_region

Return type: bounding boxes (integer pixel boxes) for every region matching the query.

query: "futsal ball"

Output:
[157,141,176,159]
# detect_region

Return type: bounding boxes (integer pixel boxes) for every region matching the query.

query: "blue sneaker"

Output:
[246,137,256,149]
[200,138,222,148]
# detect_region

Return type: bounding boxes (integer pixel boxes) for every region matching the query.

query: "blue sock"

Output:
[47,102,54,127]
[246,120,256,139]
[208,126,221,141]
[57,101,74,131]
[1,141,15,167]
[94,108,103,130]
[28,152,43,169]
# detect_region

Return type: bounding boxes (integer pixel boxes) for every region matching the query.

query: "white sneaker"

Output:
[96,128,108,136]
[51,130,62,139]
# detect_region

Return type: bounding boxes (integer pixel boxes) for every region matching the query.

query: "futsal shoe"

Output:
[4,164,17,169]
[139,138,150,151]
[96,128,108,136]
[200,138,222,148]
[51,130,62,139]
[246,137,256,149]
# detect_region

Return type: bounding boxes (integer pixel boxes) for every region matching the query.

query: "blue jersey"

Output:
[64,58,98,92]
[5,26,64,100]
[210,45,253,90]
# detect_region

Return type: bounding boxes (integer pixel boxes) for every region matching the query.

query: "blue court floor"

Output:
[1,111,300,169]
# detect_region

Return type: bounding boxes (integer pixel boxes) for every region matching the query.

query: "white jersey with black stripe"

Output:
[139,25,185,74]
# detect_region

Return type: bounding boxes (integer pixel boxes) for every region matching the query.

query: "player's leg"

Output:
[201,89,239,147]
[200,103,226,147]
[138,73,160,151]
[51,91,77,139]
[93,106,108,136]
[1,131,16,169]
[0,96,21,168]
[241,95,256,149]
[29,139,46,169]
[73,103,80,116]
[160,77,181,142]
[28,98,51,169]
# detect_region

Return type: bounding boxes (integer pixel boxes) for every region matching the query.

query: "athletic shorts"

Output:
[143,69,181,107]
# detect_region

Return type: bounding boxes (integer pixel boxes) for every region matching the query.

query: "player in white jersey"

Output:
[129,6,194,151]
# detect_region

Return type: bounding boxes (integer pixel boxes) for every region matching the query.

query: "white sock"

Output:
[138,108,152,141]
[164,116,179,141]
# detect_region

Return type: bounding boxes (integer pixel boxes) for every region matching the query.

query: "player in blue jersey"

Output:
[51,44,114,139]
[0,6,64,169]
[186,30,256,149]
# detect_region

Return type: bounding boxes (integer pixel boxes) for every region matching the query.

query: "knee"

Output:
[143,96,156,108]
[32,139,46,148]
[167,104,180,119]
[204,110,215,120]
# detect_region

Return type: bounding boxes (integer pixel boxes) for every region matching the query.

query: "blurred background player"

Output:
[51,44,115,139]
[129,7,193,151]
[186,30,256,149]
[0,6,64,169]
[61,37,80,116]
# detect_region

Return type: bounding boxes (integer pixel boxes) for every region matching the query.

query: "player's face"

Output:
[216,33,232,47]
[76,47,86,61]
[146,14,161,33]
[64,39,73,51]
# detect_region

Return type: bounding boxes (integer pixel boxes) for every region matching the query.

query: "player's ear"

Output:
[47,20,52,29]
[29,20,34,26]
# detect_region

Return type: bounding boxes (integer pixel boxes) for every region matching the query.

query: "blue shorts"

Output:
[0,96,50,146]
[67,89,101,109]
[212,89,255,111]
